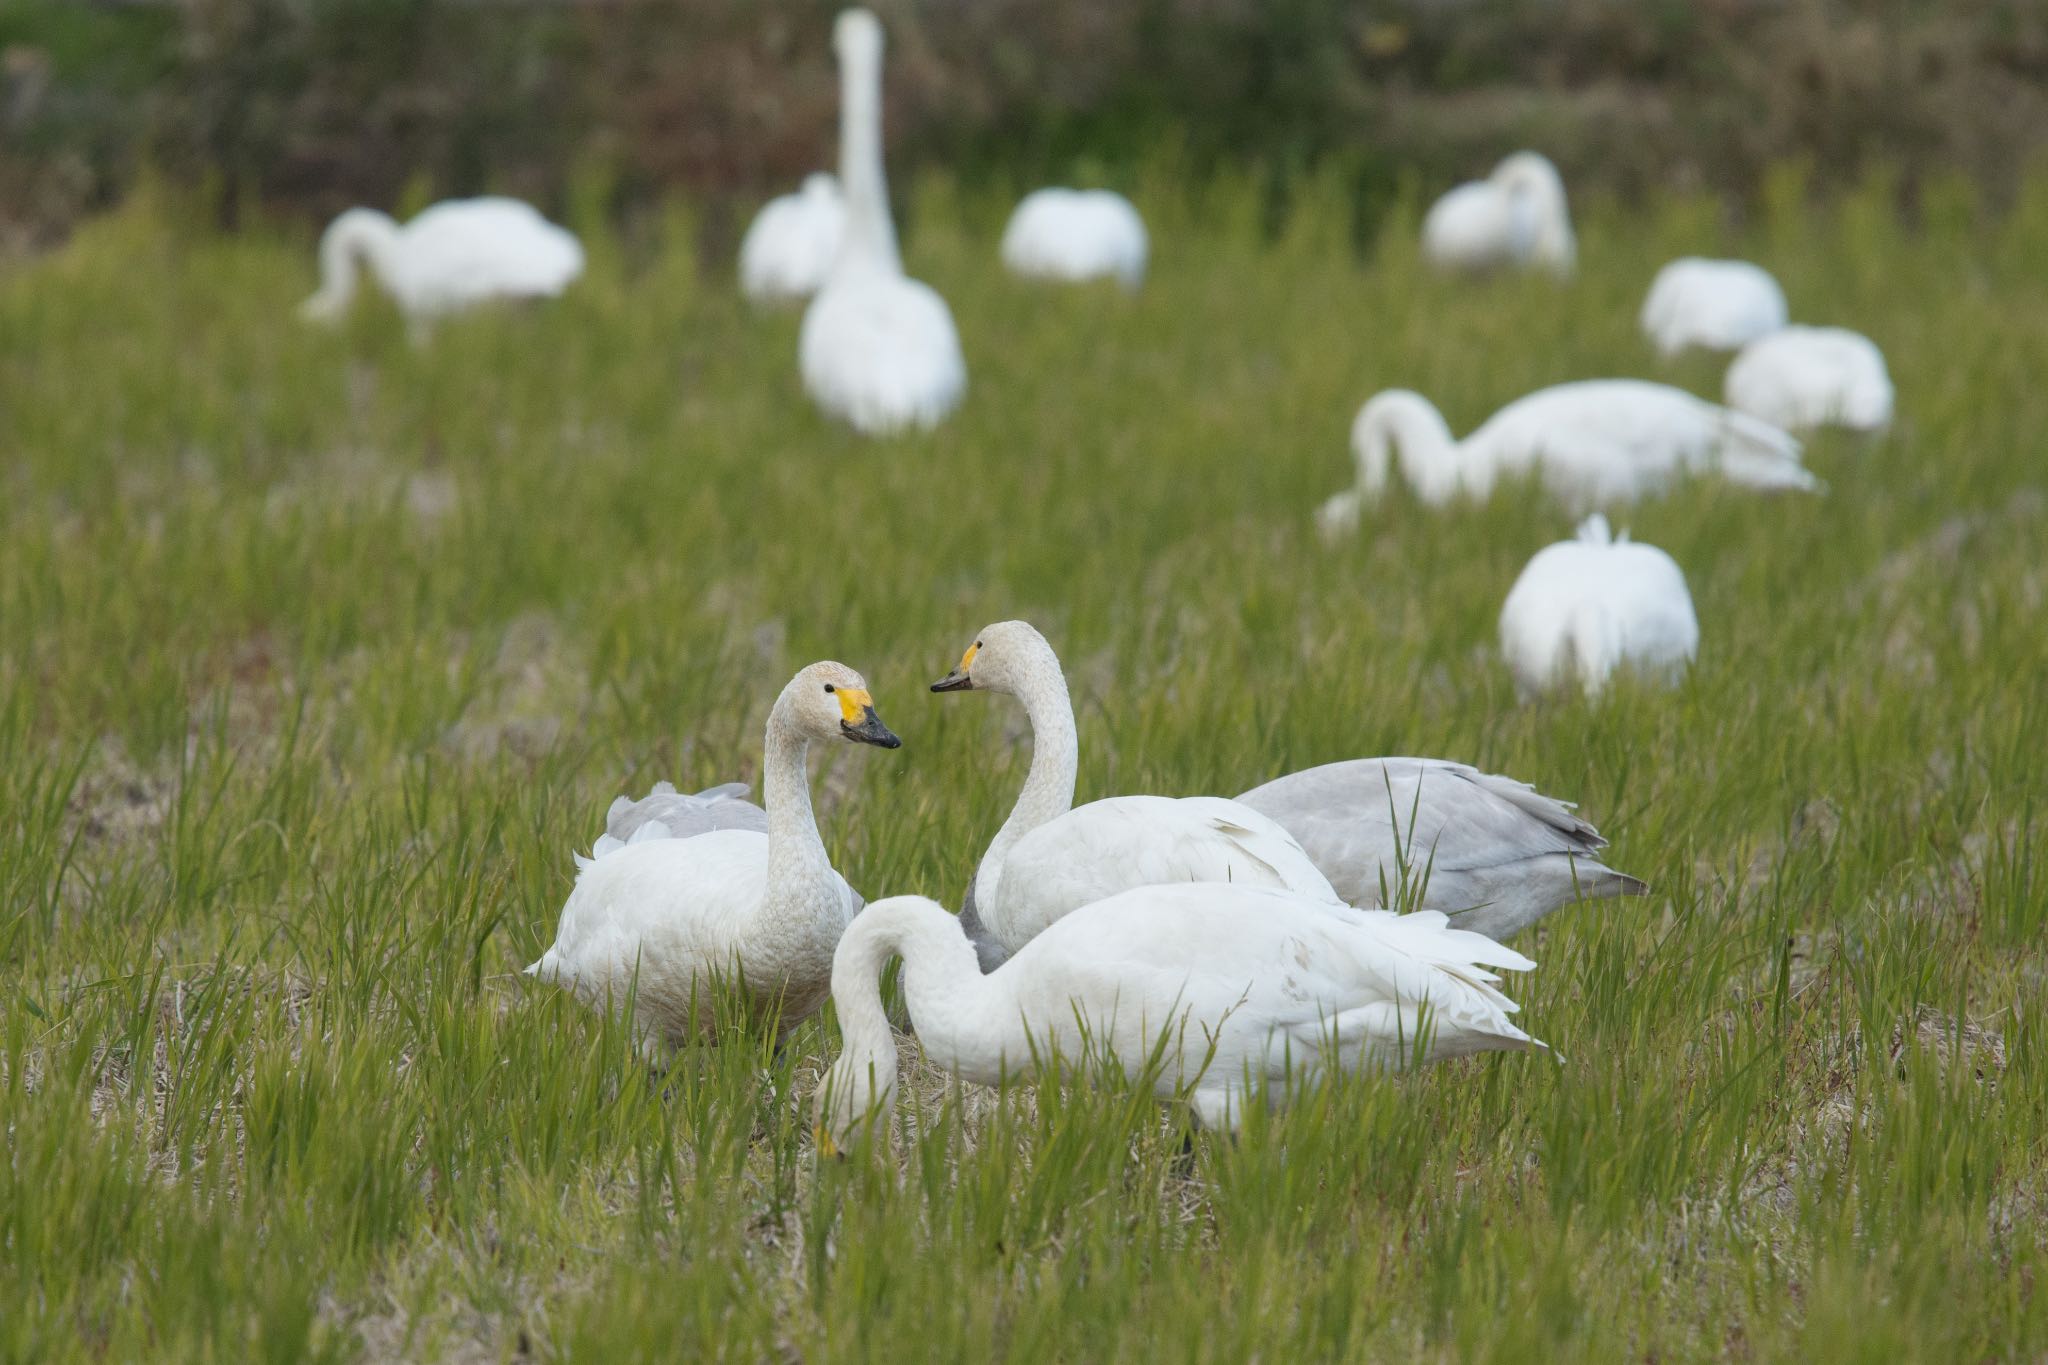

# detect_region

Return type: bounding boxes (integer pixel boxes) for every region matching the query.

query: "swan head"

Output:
[834,8,884,64]
[781,661,901,749]
[929,620,1053,697]
[815,1035,901,1157]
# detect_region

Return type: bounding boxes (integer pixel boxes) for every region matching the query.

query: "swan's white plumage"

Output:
[739,174,847,303]
[1640,257,1788,356]
[980,794,1342,959]
[1236,757,1645,942]
[1421,152,1575,277]
[300,197,583,323]
[937,620,1644,957]
[525,663,896,1047]
[1499,514,1700,697]
[818,889,1543,1144]
[1316,380,1818,534]
[1000,188,1149,288]
[1724,325,1894,433]
[799,9,966,435]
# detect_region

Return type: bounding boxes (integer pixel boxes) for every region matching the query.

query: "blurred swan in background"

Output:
[800,9,966,434]
[739,173,847,303]
[1499,514,1699,697]
[1316,380,1818,533]
[816,886,1543,1149]
[1640,257,1787,356]
[299,197,583,324]
[936,621,1644,954]
[1421,151,1576,278]
[526,663,899,1052]
[1724,324,1894,433]
[1000,188,1149,288]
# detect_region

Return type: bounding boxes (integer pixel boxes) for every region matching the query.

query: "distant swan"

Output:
[1421,152,1576,278]
[739,174,847,303]
[1000,189,1148,288]
[935,620,1644,952]
[1724,325,1893,433]
[816,887,1542,1149]
[525,663,899,1052]
[1500,514,1699,697]
[1316,380,1818,534]
[300,197,583,324]
[799,9,966,434]
[1640,258,1787,356]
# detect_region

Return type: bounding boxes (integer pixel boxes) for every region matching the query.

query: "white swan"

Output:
[816,887,1542,1147]
[1640,257,1787,356]
[1421,152,1576,278]
[1315,380,1818,535]
[999,188,1148,288]
[1500,515,1699,698]
[799,10,966,435]
[1724,325,1894,433]
[739,174,847,303]
[299,197,584,324]
[934,620,1644,952]
[526,663,900,1050]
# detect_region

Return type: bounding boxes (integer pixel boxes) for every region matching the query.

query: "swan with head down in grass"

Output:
[526,663,899,1052]
[1500,514,1700,698]
[1000,188,1149,288]
[300,197,583,325]
[799,9,966,435]
[1724,325,1894,433]
[1640,257,1788,357]
[1315,380,1819,536]
[815,884,1543,1150]
[932,621,1644,959]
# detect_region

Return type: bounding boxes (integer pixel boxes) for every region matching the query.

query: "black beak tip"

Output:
[844,707,902,749]
[930,672,973,693]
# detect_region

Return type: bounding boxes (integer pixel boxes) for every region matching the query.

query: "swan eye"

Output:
[823,684,836,694]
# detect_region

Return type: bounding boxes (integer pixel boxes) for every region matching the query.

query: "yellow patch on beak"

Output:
[813,1123,841,1159]
[835,688,874,724]
[960,643,979,670]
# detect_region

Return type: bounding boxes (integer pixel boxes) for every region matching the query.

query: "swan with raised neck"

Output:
[827,8,900,278]
[526,661,901,1048]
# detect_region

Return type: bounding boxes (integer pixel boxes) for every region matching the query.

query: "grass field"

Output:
[4,162,2048,1361]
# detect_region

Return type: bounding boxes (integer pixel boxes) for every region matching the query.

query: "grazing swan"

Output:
[816,887,1543,1148]
[1500,514,1699,698]
[932,622,1340,970]
[1315,380,1818,535]
[1640,257,1787,356]
[799,9,966,435]
[299,197,584,324]
[739,173,847,303]
[526,663,900,1050]
[1000,188,1149,288]
[1724,325,1894,433]
[935,620,1644,951]
[1421,152,1576,278]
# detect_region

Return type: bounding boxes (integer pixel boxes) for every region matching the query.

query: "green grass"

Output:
[4,159,2048,1360]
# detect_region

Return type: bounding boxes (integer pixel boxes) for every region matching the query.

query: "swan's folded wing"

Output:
[604,781,769,845]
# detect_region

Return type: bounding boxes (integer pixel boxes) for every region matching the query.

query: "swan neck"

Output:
[836,900,989,1074]
[318,209,401,302]
[834,37,901,274]
[761,708,836,917]
[1367,397,1463,503]
[976,652,1079,907]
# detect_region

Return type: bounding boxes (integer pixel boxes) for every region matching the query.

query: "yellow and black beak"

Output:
[813,1123,844,1161]
[835,688,902,749]
[930,642,978,693]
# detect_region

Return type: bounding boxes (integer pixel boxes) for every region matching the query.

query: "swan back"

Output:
[304,198,583,322]
[1499,513,1699,696]
[1000,189,1149,288]
[1724,324,1894,432]
[740,174,847,302]
[1640,257,1788,356]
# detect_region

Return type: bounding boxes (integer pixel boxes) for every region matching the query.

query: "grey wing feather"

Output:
[603,780,770,844]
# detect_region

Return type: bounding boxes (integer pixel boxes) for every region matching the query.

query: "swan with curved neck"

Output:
[931,621,1337,969]
[798,9,966,434]
[739,174,847,304]
[937,619,1648,946]
[1421,150,1575,278]
[816,887,1543,1149]
[526,662,900,1050]
[300,196,584,325]
[1316,379,1820,536]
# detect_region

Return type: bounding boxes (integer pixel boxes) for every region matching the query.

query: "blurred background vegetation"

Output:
[4,0,2047,253]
